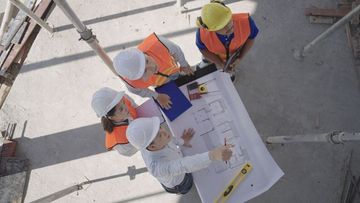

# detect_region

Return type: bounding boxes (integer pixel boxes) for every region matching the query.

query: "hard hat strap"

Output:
[210,0,227,7]
[113,119,129,126]
[155,71,170,78]
[197,17,208,29]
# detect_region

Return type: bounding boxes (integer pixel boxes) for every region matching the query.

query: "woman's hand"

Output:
[156,93,172,110]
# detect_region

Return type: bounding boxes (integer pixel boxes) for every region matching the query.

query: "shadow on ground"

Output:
[54,1,177,32]
[16,123,105,170]
[114,184,202,203]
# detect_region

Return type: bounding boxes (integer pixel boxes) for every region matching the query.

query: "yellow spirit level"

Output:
[214,163,253,203]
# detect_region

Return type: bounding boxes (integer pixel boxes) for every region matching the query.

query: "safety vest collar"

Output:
[105,97,137,150]
[199,13,251,62]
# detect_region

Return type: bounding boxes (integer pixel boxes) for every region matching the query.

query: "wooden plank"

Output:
[339,0,354,6]
[0,0,35,50]
[0,44,14,68]
[0,0,54,74]
[0,63,20,109]
[309,16,335,24]
[304,7,351,17]
[0,21,28,69]
[11,22,28,44]
[0,75,12,87]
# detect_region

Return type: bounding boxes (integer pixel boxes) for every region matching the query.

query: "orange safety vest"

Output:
[124,33,180,88]
[199,13,251,62]
[105,97,138,150]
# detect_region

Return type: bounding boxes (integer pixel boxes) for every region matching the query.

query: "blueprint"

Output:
[190,92,250,173]
[162,71,284,203]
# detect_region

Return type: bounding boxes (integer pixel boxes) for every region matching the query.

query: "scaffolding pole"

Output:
[266,131,360,144]
[293,4,360,60]
[52,0,117,75]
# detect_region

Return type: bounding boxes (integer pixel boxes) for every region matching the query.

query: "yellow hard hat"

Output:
[197,1,232,31]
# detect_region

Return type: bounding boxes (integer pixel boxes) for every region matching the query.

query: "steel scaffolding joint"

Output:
[77,28,94,41]
[328,131,344,144]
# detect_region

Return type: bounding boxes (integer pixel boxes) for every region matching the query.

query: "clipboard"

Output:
[155,81,192,121]
[136,99,165,123]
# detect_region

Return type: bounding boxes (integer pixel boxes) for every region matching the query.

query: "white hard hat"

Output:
[113,48,146,80]
[126,117,160,150]
[91,87,125,117]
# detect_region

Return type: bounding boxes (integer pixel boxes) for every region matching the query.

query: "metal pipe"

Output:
[52,0,86,32]
[9,0,53,33]
[0,0,15,49]
[266,131,360,144]
[87,37,117,72]
[52,0,116,75]
[294,4,360,60]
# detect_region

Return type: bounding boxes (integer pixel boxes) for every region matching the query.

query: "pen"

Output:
[224,138,228,165]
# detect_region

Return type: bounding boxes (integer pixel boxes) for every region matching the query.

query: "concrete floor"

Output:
[1,0,360,202]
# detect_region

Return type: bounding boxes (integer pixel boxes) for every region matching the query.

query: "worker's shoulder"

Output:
[233,12,250,18]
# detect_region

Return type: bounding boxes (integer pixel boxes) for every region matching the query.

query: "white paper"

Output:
[136,99,165,123]
[163,71,284,203]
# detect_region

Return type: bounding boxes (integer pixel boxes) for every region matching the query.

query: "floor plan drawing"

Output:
[165,71,284,203]
[188,82,250,174]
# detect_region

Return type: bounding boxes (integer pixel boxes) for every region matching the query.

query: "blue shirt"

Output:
[196,16,259,50]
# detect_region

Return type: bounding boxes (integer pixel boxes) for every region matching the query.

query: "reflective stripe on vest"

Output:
[105,97,137,150]
[199,13,250,62]
[124,33,180,88]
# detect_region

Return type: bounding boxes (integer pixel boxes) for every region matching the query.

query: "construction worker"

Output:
[196,0,259,81]
[113,33,194,110]
[126,117,233,194]
[91,87,138,156]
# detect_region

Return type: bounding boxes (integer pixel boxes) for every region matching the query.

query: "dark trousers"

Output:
[161,173,193,194]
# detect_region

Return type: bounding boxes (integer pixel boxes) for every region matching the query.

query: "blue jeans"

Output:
[161,173,193,194]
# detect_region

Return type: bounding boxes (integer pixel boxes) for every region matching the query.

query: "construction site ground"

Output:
[1,0,360,202]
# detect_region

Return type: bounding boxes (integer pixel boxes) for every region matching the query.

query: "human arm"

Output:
[228,39,255,71]
[229,16,258,70]
[238,15,258,62]
[158,35,189,67]
[200,49,225,70]
[125,84,172,109]
[149,145,233,177]
[113,144,138,157]
[196,29,225,70]
[158,36,194,75]
[236,39,255,62]
[126,83,158,98]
